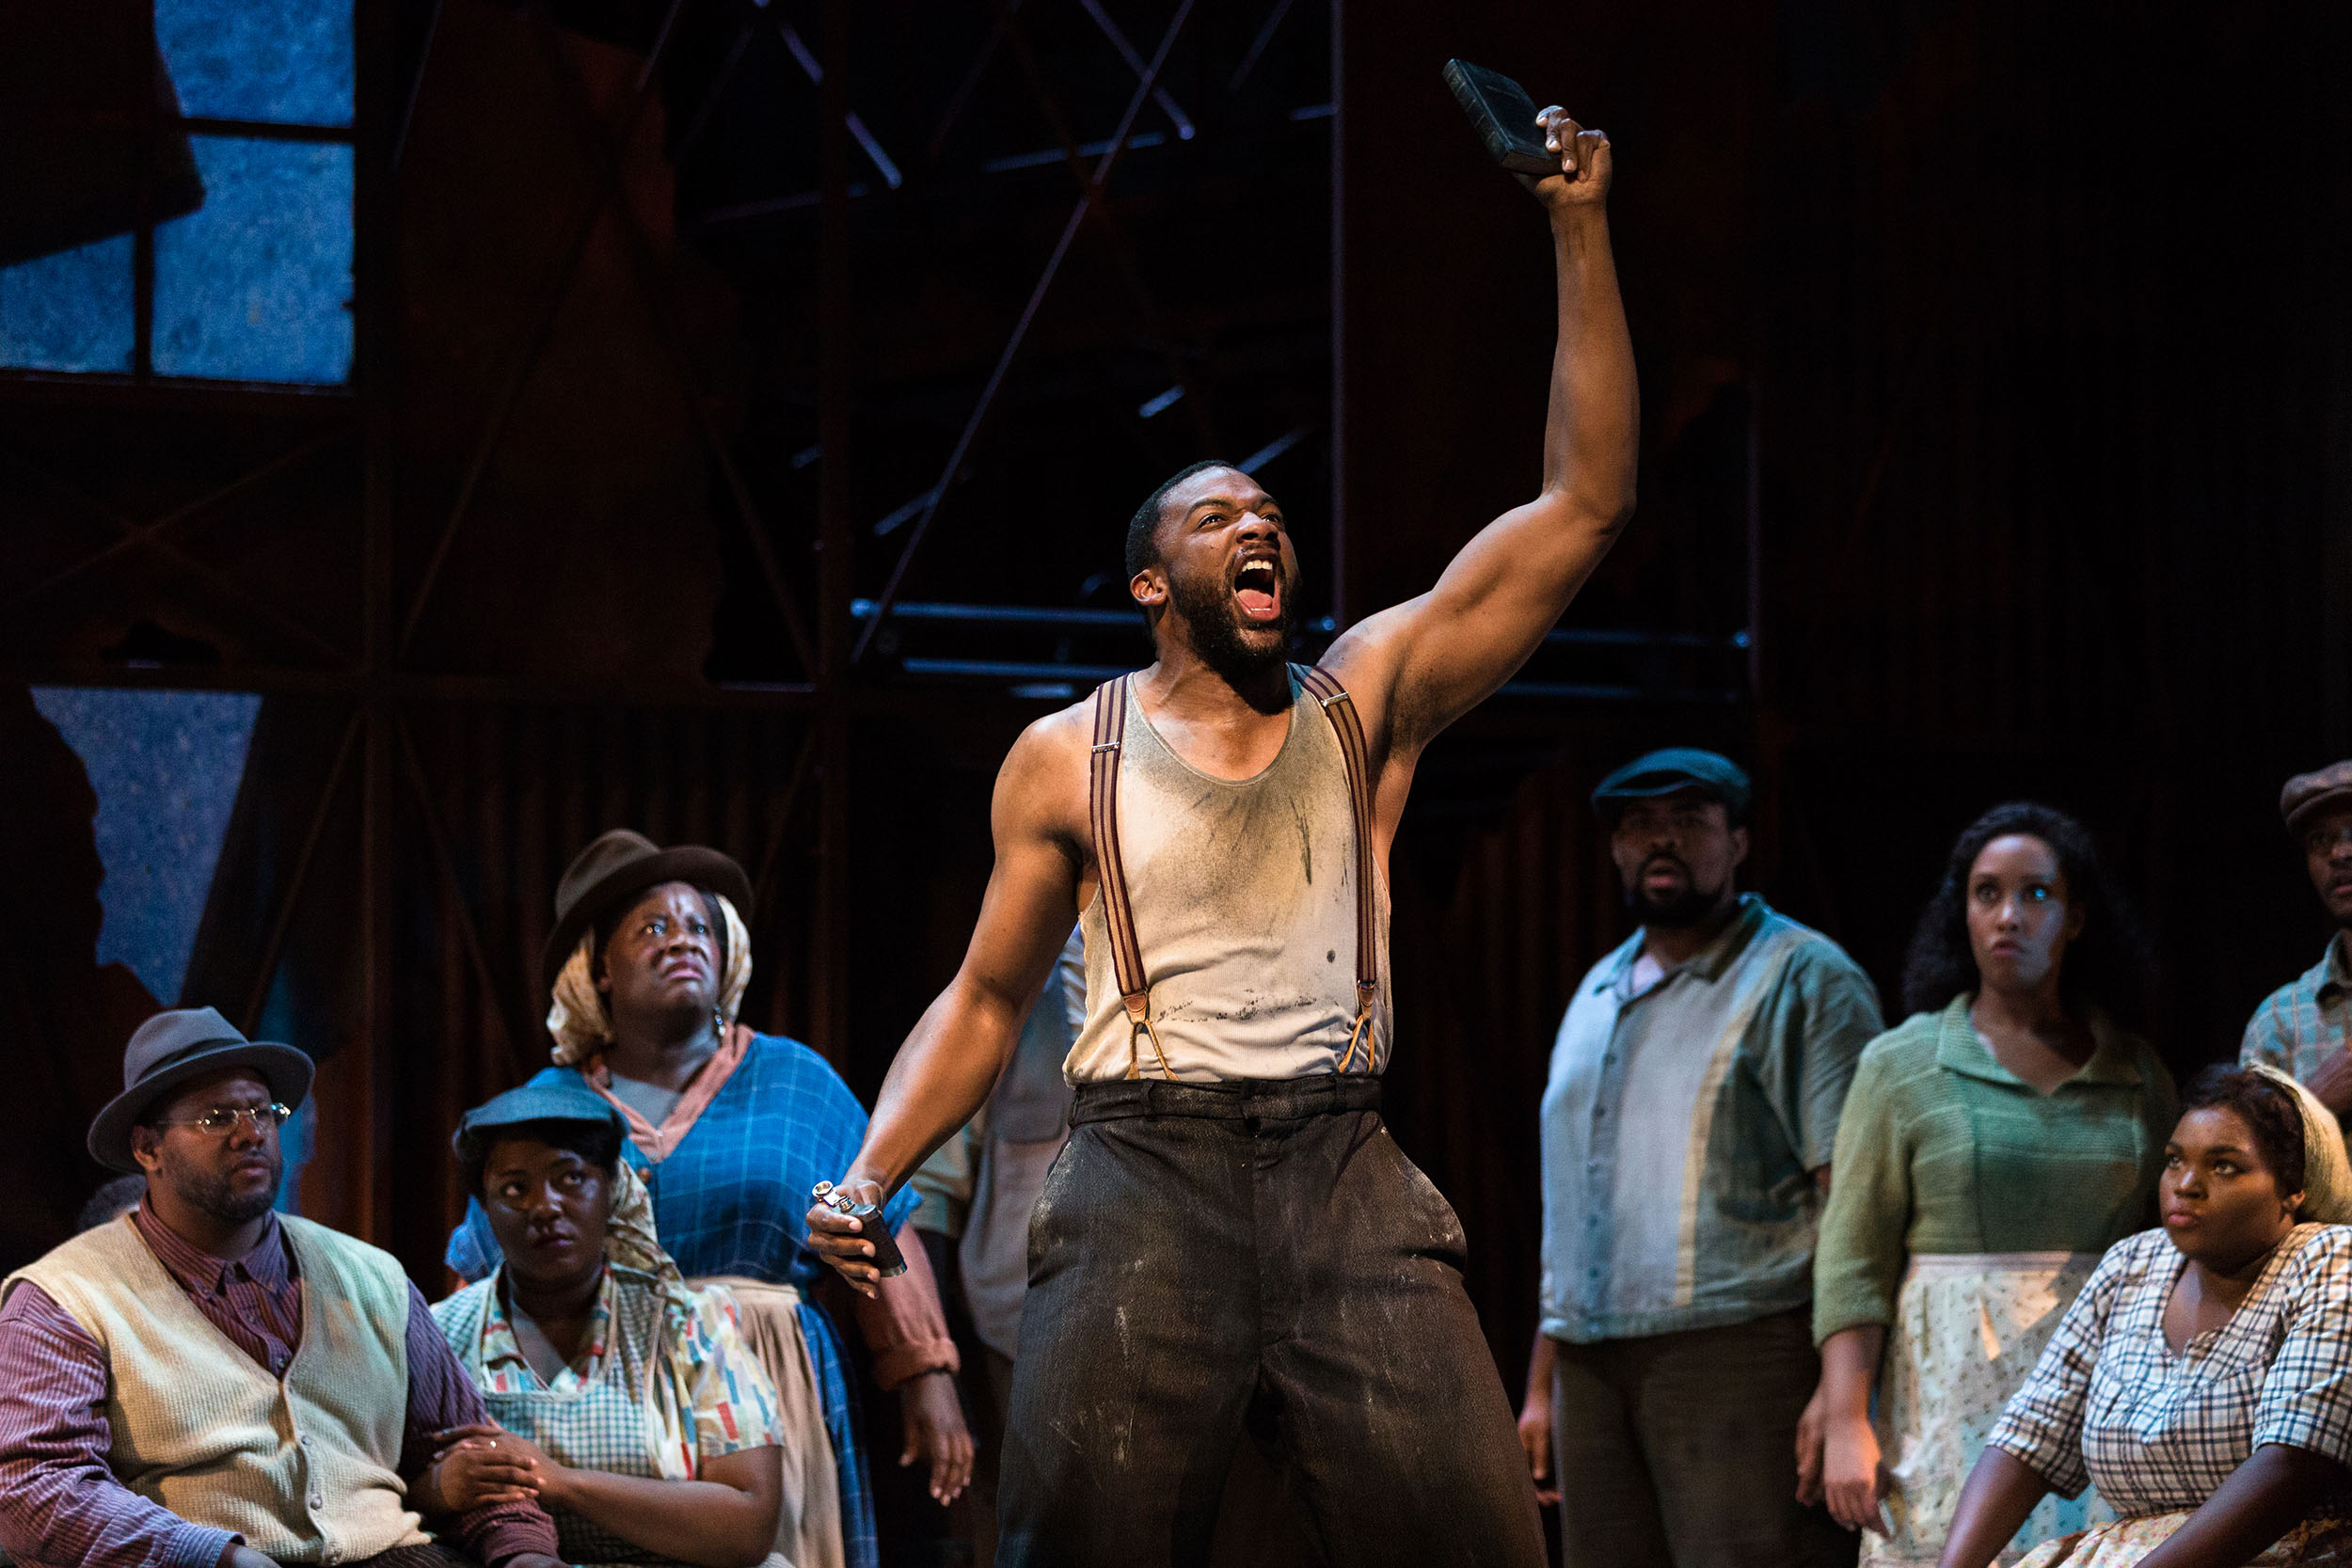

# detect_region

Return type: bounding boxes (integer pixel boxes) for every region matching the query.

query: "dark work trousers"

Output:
[1550,1308,1856,1568]
[997,1077,1545,1568]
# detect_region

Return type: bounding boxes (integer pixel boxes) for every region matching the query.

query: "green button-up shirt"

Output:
[1540,895,1883,1343]
[1811,994,2177,1345]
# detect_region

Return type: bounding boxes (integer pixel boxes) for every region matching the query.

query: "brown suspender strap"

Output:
[1089,669,1378,1080]
[1296,665,1381,1073]
[1089,677,1172,1081]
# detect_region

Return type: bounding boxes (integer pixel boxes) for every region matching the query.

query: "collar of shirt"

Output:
[1606,893,1769,1005]
[131,1198,294,1298]
[1931,992,2147,1090]
[580,1023,755,1164]
[477,1264,616,1394]
[2318,930,2352,1002]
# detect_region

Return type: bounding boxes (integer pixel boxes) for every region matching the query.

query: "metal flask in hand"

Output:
[1441,59,1560,178]
[812,1180,909,1277]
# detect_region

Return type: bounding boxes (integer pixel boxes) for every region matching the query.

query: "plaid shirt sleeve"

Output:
[2240,983,2302,1075]
[2252,1227,2352,1464]
[1986,1238,2135,1498]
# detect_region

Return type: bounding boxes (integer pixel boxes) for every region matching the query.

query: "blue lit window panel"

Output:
[27,688,263,1005]
[153,137,354,384]
[0,235,135,373]
[156,0,355,127]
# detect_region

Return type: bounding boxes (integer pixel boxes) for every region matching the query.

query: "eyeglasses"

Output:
[153,1103,294,1137]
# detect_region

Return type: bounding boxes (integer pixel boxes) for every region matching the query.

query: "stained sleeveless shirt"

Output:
[1067,665,1392,1083]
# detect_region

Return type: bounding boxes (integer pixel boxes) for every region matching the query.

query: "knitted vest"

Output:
[5,1213,429,1565]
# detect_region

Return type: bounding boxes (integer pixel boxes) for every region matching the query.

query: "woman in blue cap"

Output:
[446,832,970,1568]
[1801,804,2177,1567]
[433,1084,786,1568]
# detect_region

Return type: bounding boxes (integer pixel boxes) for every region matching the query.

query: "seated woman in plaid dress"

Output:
[446,832,972,1568]
[1941,1066,2352,1568]
[431,1085,786,1568]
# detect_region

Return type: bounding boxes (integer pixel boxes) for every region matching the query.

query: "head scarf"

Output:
[601,1158,725,1481]
[604,1158,695,1312]
[2246,1063,2352,1223]
[545,893,751,1067]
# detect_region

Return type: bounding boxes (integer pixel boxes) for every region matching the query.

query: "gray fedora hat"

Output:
[87,1007,313,1174]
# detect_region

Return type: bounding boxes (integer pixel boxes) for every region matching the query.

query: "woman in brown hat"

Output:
[446,832,971,1568]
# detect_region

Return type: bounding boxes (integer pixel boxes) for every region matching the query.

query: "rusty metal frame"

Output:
[396,0,819,683]
[979,0,1224,457]
[853,0,1202,663]
[394,712,529,1076]
[236,706,363,1034]
[0,440,356,662]
[2,427,358,623]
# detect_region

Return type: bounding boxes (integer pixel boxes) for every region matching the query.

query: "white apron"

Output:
[1867,1252,2114,1568]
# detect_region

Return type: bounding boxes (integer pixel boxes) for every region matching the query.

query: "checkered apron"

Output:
[438,1279,682,1567]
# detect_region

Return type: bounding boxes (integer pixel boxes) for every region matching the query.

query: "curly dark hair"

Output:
[1899,801,2153,1022]
[2179,1065,2308,1201]
[455,1117,625,1201]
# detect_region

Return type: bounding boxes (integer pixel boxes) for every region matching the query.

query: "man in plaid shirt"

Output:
[2241,760,2352,1114]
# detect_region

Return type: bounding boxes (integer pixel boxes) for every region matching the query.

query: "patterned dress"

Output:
[448,1035,918,1568]
[1813,998,2178,1566]
[1986,1224,2352,1567]
[433,1265,783,1568]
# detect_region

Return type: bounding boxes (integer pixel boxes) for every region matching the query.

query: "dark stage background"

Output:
[4,0,2350,1555]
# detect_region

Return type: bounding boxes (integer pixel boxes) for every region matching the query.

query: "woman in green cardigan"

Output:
[1799,802,2176,1567]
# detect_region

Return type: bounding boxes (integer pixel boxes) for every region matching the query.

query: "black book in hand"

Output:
[1441,58,1559,178]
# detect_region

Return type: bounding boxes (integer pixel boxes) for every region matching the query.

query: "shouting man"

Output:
[810,106,1635,1566]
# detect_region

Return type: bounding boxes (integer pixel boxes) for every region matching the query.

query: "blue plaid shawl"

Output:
[447,1034,918,1568]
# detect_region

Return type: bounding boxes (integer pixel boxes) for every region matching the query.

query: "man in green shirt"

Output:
[1522,749,1882,1567]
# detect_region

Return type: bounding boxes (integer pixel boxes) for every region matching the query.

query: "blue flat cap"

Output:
[1590,748,1752,823]
[452,1081,626,1161]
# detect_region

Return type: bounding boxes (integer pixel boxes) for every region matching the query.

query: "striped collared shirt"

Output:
[1540,895,1883,1343]
[2240,931,2352,1086]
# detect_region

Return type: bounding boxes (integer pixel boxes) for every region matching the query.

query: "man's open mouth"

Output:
[1234,557,1280,623]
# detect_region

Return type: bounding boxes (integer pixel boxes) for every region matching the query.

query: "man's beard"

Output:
[1168,561,1292,685]
[163,1147,281,1225]
[1625,855,1728,929]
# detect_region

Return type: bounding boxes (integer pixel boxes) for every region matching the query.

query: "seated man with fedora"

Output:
[0,1007,564,1568]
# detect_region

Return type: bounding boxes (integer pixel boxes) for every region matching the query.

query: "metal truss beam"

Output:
[853,0,1201,664]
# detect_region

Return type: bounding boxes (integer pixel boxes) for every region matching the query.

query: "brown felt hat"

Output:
[2282,761,2352,836]
[542,830,753,995]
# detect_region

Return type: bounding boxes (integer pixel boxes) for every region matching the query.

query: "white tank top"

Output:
[1065,668,1391,1084]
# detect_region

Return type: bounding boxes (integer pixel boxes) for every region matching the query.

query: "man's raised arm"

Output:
[1330,109,1637,751]
[805,713,1089,1293]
